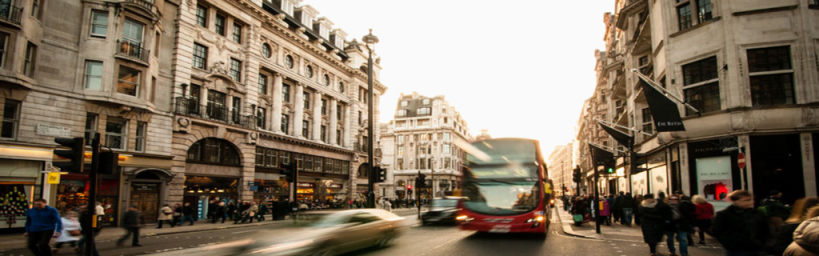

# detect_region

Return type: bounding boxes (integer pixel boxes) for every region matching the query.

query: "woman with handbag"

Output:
[53,210,81,254]
[157,204,175,228]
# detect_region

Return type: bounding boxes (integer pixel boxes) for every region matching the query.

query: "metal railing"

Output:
[117,39,150,63]
[174,97,258,129]
[0,5,22,25]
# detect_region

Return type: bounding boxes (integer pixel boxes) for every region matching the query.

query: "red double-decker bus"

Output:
[456,138,553,236]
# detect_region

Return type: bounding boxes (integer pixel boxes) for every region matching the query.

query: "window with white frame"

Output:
[135,121,146,152]
[302,120,309,137]
[443,144,451,154]
[84,113,97,145]
[23,42,36,76]
[117,65,140,96]
[747,46,795,106]
[682,56,720,115]
[397,109,406,116]
[641,108,653,134]
[229,58,241,81]
[84,60,103,90]
[422,99,430,105]
[398,135,404,144]
[418,107,430,115]
[90,10,108,37]
[675,0,713,31]
[232,22,242,43]
[215,13,225,35]
[1,100,20,139]
[258,74,268,95]
[401,100,408,107]
[192,43,208,69]
[256,107,266,129]
[281,114,289,134]
[196,5,207,27]
[443,132,450,141]
[105,117,127,150]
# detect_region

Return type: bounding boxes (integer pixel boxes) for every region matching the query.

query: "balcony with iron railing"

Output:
[0,5,22,25]
[117,39,150,63]
[174,97,258,130]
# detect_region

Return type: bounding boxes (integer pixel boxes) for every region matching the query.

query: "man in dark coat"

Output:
[666,195,696,256]
[117,205,142,247]
[620,193,637,226]
[639,194,667,256]
[182,202,196,225]
[712,190,769,256]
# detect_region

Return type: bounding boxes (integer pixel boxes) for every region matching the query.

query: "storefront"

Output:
[0,145,50,232]
[252,174,288,202]
[55,172,121,226]
[296,182,315,201]
[183,176,239,220]
[688,138,740,211]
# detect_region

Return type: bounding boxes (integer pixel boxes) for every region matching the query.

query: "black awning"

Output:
[589,144,615,169]
[641,80,685,132]
[598,122,633,148]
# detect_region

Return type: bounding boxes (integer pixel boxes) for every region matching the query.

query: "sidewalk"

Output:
[0,208,421,253]
[554,202,721,247]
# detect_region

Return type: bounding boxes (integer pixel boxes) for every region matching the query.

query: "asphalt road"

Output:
[1,212,727,256]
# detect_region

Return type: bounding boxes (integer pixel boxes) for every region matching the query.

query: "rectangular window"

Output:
[398,135,404,144]
[1,100,20,139]
[397,109,406,116]
[231,96,241,124]
[418,107,430,115]
[281,114,289,134]
[90,10,108,37]
[321,99,327,115]
[641,108,653,134]
[189,84,201,114]
[358,111,362,125]
[443,144,451,154]
[232,22,242,43]
[443,132,450,141]
[105,117,127,150]
[747,46,794,106]
[265,149,277,167]
[282,84,290,103]
[84,113,98,145]
[303,92,310,110]
[117,65,140,96]
[314,157,322,173]
[84,60,103,90]
[207,90,227,121]
[682,56,720,115]
[30,0,39,18]
[196,5,207,27]
[154,31,160,57]
[135,121,146,152]
[337,104,342,120]
[302,120,309,137]
[192,43,208,69]
[255,148,264,166]
[696,0,712,23]
[321,125,327,142]
[256,107,266,129]
[0,33,7,68]
[23,42,36,76]
[677,2,692,31]
[215,14,225,36]
[336,129,341,145]
[122,18,144,45]
[150,76,156,103]
[258,74,268,95]
[229,58,241,82]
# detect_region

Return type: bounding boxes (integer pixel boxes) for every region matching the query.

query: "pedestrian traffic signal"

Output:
[374,166,387,182]
[416,174,427,188]
[572,167,582,183]
[606,167,614,174]
[53,137,85,173]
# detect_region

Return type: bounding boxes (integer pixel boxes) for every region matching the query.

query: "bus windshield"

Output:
[462,180,540,215]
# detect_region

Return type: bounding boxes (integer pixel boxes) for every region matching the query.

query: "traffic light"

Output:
[572,167,582,184]
[374,166,387,182]
[98,151,119,175]
[53,137,85,173]
[281,161,298,182]
[606,167,614,174]
[416,174,427,188]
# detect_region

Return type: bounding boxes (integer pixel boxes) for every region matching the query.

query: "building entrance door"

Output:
[131,183,159,223]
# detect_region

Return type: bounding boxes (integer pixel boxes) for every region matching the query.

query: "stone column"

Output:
[294,84,304,137]
[313,93,323,142]
[329,98,338,145]
[272,73,283,133]
[343,103,352,148]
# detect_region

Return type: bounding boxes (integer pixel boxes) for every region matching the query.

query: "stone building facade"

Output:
[382,92,471,200]
[576,0,819,209]
[547,143,574,197]
[0,0,178,228]
[167,0,386,212]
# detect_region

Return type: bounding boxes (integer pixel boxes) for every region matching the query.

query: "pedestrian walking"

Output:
[613,193,623,224]
[638,194,666,256]
[692,194,715,245]
[24,198,62,256]
[117,205,143,247]
[157,204,175,228]
[182,202,195,225]
[712,190,769,256]
[771,197,819,255]
[172,203,182,226]
[634,194,644,226]
[52,210,81,255]
[665,195,695,256]
[77,208,100,256]
[621,193,636,226]
[242,202,258,223]
[598,197,611,226]
[212,201,227,223]
[783,206,819,256]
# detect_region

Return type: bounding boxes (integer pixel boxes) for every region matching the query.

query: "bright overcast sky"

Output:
[306,0,614,154]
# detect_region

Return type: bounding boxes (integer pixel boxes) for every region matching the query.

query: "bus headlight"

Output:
[456,215,473,222]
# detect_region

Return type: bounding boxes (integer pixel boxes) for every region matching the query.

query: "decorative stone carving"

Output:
[802,107,819,127]
[174,117,191,133]
[210,61,229,77]
[247,132,258,145]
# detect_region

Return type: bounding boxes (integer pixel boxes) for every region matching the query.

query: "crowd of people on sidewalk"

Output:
[565,189,819,256]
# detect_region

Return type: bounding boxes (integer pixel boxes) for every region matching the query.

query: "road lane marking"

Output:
[232,230,256,234]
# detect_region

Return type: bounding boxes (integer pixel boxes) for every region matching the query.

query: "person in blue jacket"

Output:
[24,198,62,256]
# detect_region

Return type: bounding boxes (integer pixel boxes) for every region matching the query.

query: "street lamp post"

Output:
[363,29,379,208]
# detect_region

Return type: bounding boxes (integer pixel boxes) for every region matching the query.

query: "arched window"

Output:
[357,163,369,178]
[187,138,241,166]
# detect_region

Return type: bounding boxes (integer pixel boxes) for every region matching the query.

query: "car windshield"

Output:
[309,212,351,228]
[432,199,458,208]
[462,180,540,216]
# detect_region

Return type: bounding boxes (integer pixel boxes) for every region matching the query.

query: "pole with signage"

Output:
[738,152,747,190]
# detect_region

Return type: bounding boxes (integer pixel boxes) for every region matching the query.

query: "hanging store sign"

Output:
[47,172,61,184]
[641,80,686,131]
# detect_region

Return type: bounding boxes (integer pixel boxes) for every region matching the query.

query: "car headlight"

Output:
[249,239,315,254]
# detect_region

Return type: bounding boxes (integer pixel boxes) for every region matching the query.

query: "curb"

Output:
[140,220,285,237]
[554,203,601,239]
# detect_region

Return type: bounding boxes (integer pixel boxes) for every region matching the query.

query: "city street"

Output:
[1,210,727,256]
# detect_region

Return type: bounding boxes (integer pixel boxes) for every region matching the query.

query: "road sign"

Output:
[737,153,746,169]
[47,172,61,184]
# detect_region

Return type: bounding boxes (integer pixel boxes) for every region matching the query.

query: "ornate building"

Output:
[381,92,471,200]
[576,0,819,208]
[168,0,386,210]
